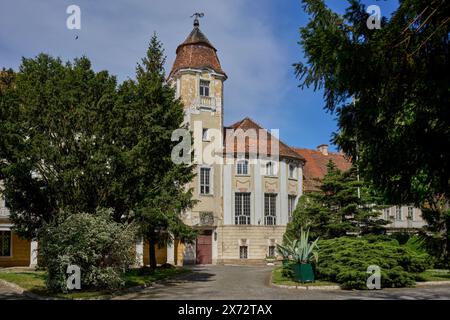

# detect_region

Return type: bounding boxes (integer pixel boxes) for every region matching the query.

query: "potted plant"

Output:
[292,228,319,283]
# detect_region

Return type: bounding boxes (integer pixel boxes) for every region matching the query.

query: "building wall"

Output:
[173,69,224,230]
[382,205,426,230]
[224,159,302,227]
[217,225,286,264]
[143,241,168,266]
[0,232,31,268]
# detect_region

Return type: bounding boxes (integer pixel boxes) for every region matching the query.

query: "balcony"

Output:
[195,96,216,111]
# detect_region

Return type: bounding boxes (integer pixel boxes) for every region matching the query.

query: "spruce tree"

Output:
[286,161,387,239]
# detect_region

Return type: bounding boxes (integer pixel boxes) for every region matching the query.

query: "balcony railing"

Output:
[195,96,216,111]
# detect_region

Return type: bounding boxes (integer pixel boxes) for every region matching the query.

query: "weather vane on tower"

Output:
[191,12,204,27]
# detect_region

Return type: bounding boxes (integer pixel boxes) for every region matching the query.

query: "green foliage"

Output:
[316,237,432,289]
[281,260,296,279]
[296,0,450,205]
[1,57,119,238]
[122,34,197,267]
[39,209,137,293]
[0,34,196,270]
[278,228,319,264]
[286,161,388,239]
[419,198,450,267]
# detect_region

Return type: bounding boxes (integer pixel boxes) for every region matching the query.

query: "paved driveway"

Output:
[114,265,450,300]
[0,281,28,300]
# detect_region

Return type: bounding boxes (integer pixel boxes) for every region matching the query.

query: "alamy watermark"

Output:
[366,265,381,289]
[66,264,81,290]
[66,5,81,30]
[171,120,280,175]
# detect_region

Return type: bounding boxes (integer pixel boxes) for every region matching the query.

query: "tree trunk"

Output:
[149,238,157,269]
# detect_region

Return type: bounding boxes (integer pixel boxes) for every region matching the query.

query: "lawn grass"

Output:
[271,267,338,287]
[0,266,189,299]
[415,269,450,282]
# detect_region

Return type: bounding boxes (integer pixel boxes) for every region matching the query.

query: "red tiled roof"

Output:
[293,147,352,192]
[169,27,226,79]
[224,117,305,161]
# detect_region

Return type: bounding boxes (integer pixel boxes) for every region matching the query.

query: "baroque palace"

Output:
[0,19,425,267]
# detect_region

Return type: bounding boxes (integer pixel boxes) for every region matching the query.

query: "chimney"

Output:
[317,144,329,156]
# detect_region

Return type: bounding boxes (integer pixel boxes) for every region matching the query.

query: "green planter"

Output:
[293,263,314,283]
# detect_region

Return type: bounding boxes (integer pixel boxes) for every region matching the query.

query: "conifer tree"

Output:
[115,34,196,268]
[286,161,387,240]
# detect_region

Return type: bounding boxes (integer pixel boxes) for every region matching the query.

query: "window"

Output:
[4,196,10,209]
[288,195,296,222]
[268,245,276,257]
[200,167,211,195]
[384,208,390,219]
[396,206,402,220]
[202,128,209,141]
[235,193,251,225]
[199,80,210,97]
[288,164,297,179]
[236,159,249,175]
[407,207,414,220]
[266,161,275,176]
[264,193,277,225]
[0,231,11,257]
[239,246,248,259]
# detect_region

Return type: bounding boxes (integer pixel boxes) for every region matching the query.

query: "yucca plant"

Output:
[293,228,319,264]
[277,228,319,264]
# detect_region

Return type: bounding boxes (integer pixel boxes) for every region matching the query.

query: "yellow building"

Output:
[0,201,36,267]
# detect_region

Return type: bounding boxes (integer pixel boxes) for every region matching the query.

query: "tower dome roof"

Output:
[169,24,226,79]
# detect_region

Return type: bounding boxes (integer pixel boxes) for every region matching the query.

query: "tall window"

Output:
[235,193,251,225]
[202,128,209,141]
[407,207,414,220]
[0,231,11,257]
[384,208,390,219]
[264,193,277,225]
[239,246,248,259]
[236,159,248,175]
[268,245,276,257]
[288,164,297,179]
[200,167,211,195]
[288,195,296,222]
[266,161,275,176]
[199,80,210,97]
[396,206,402,220]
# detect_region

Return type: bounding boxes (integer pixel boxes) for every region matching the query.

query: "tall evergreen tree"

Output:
[286,161,387,240]
[114,34,196,268]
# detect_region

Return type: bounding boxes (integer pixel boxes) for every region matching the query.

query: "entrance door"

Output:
[196,231,212,264]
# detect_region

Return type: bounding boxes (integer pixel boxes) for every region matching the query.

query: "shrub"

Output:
[316,237,432,289]
[281,260,295,279]
[39,209,137,293]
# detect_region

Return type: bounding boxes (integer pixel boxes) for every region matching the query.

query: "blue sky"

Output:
[0,0,399,151]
